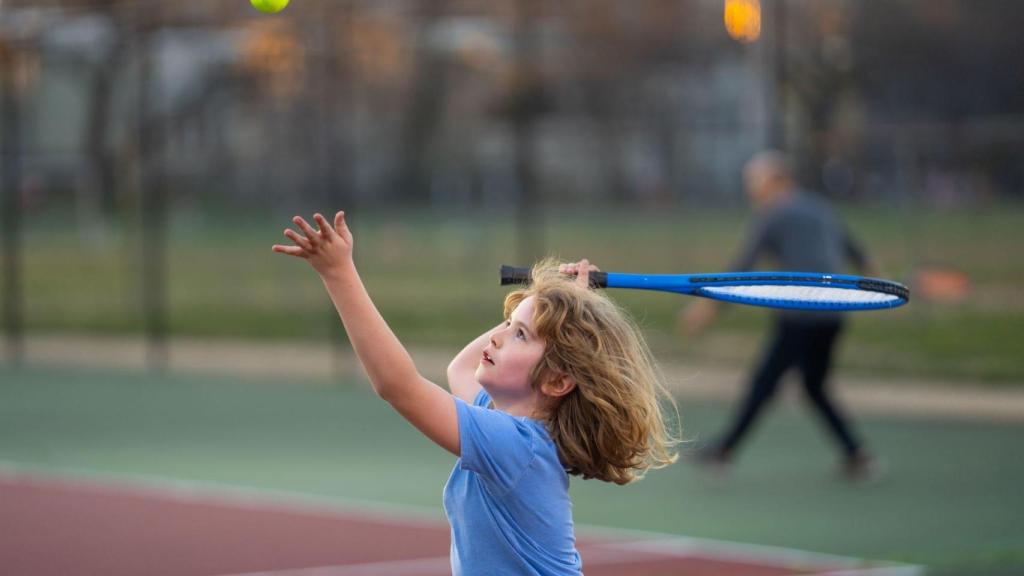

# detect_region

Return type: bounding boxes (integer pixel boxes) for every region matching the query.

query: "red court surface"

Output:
[0,468,911,575]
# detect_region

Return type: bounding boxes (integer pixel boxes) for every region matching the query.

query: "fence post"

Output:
[1,37,24,367]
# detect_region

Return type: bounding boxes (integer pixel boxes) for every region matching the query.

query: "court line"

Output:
[581,532,924,574]
[212,555,453,576]
[0,460,923,576]
[817,569,925,576]
[210,542,924,576]
[0,459,445,528]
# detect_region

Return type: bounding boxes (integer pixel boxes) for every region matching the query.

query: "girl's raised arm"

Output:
[273,212,460,456]
[447,323,502,403]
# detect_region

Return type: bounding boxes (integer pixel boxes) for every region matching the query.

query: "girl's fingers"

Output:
[293,216,320,245]
[313,213,333,238]
[575,258,591,287]
[283,228,312,250]
[272,244,307,257]
[334,211,353,244]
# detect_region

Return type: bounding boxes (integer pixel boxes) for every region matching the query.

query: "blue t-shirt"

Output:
[443,390,581,575]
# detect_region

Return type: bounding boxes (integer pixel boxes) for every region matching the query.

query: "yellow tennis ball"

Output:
[250,0,289,14]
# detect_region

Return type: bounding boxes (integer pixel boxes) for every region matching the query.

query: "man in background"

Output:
[680,150,879,481]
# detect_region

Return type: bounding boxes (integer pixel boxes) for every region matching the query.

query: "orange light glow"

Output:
[724,0,762,44]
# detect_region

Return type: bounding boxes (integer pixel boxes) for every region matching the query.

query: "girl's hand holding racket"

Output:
[558,259,600,288]
[272,211,353,280]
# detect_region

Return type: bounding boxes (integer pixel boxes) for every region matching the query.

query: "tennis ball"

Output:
[250,0,289,14]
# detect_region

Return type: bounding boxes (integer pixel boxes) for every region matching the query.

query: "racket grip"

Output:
[500,265,608,288]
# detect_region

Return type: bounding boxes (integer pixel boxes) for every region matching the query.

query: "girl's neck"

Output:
[491,392,544,420]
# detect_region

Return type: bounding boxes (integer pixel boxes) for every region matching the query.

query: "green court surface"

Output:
[2,366,1022,573]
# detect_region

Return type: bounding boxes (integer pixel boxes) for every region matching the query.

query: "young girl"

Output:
[273,211,678,575]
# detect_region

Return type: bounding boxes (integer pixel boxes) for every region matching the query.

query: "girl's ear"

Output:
[541,373,576,398]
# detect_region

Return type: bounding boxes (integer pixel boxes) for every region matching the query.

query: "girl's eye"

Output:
[516,328,526,340]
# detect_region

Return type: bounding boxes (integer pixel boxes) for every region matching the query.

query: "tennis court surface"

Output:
[2,465,918,576]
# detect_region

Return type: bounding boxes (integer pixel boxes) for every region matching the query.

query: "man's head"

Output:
[743,150,796,212]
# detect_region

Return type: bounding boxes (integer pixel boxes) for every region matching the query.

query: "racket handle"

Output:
[500,265,608,288]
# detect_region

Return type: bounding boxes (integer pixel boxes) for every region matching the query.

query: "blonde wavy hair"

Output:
[503,259,680,485]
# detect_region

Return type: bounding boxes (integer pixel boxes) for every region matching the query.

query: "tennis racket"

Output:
[500,266,909,311]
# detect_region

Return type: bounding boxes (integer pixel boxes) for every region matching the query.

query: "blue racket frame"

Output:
[501,267,910,312]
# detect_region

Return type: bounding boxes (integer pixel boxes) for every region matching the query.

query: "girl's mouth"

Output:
[482,351,495,365]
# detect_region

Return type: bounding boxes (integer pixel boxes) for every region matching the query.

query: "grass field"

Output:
[2,365,1022,573]
[10,203,1024,382]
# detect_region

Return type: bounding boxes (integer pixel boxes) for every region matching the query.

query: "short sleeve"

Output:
[454,390,537,496]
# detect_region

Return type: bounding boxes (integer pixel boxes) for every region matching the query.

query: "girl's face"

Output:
[476,296,547,400]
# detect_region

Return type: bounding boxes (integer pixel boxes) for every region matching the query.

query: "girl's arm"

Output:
[447,323,502,403]
[273,212,459,456]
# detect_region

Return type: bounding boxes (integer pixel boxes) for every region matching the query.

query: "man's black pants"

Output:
[719,319,862,458]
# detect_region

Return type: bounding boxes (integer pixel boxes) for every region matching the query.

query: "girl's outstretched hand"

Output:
[272,211,353,279]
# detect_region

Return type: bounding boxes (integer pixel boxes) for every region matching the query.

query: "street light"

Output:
[724,0,762,44]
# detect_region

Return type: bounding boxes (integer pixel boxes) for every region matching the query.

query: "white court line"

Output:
[817,569,925,576]
[0,460,445,529]
[212,555,453,576]
[586,535,923,573]
[0,460,924,576]
[211,544,924,576]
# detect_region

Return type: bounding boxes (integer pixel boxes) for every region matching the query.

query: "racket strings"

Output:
[700,284,902,305]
